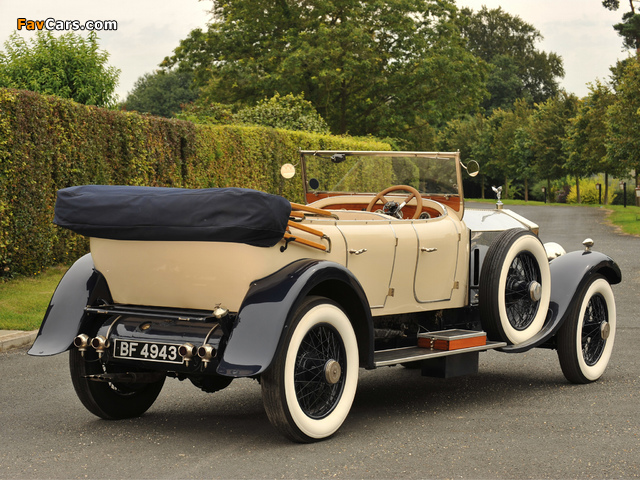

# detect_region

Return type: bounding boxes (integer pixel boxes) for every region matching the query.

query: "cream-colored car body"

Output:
[90,150,540,319]
[91,196,468,316]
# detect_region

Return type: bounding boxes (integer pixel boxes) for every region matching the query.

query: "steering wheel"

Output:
[366,185,423,219]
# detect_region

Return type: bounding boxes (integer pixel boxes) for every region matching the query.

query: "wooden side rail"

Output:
[287,220,325,238]
[290,202,334,217]
[283,218,329,252]
[283,233,327,251]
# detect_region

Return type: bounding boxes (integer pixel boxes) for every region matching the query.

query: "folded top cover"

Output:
[54,185,292,247]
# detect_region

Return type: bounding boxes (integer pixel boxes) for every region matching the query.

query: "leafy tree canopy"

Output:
[459,6,564,112]
[122,70,198,117]
[526,92,579,184]
[162,0,489,145]
[0,31,119,107]
[606,58,640,183]
[564,81,619,179]
[602,0,640,52]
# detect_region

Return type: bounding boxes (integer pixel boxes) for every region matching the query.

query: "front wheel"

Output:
[557,275,616,384]
[69,348,165,419]
[479,229,551,345]
[261,296,359,442]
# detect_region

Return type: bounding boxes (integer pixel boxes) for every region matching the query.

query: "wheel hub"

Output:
[529,281,542,302]
[324,360,342,385]
[600,321,611,340]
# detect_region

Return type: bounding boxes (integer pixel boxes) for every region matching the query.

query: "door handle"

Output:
[420,247,437,253]
[348,248,368,255]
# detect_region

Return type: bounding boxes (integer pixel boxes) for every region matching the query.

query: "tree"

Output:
[122,70,198,117]
[526,92,579,199]
[487,100,534,199]
[162,0,489,145]
[438,114,492,198]
[564,81,619,203]
[606,58,640,194]
[602,0,640,52]
[0,31,119,107]
[459,6,564,112]
[461,99,534,200]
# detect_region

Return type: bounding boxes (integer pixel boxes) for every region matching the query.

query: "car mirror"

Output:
[461,160,479,177]
[280,163,296,179]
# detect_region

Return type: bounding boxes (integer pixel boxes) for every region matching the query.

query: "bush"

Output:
[566,177,613,205]
[0,88,389,278]
[176,101,236,125]
[611,184,638,206]
[529,179,567,203]
[235,93,331,134]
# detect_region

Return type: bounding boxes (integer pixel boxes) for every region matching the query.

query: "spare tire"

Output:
[479,229,551,345]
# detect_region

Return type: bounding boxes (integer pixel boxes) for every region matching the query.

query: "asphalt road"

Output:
[1,204,638,479]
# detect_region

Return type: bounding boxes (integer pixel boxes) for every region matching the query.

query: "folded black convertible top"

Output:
[54,185,292,247]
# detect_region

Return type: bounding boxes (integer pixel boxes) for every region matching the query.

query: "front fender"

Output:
[501,250,621,353]
[28,254,112,356]
[216,259,374,377]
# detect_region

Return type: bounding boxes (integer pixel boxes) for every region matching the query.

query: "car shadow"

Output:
[76,360,581,445]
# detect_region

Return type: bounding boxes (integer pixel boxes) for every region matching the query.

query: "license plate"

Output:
[113,339,184,365]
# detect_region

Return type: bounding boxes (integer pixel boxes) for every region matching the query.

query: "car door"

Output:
[336,221,397,308]
[412,216,461,303]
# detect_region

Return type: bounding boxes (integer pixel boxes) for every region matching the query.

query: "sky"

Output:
[0,0,633,101]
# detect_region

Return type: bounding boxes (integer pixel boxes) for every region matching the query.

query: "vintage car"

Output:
[29,150,621,442]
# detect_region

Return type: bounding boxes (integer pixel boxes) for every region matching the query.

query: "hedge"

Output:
[0,88,390,278]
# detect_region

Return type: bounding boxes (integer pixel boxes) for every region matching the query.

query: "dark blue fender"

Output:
[501,250,621,353]
[216,259,374,377]
[28,254,112,356]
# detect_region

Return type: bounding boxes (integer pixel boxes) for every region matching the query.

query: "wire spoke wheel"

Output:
[261,296,359,442]
[581,293,608,366]
[480,229,551,345]
[558,275,616,383]
[294,324,346,419]
[504,252,543,331]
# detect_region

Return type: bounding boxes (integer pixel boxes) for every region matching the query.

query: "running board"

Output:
[374,341,507,367]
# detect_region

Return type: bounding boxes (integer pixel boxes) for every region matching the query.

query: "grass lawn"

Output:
[0,266,67,331]
[1,201,638,333]
[605,204,640,236]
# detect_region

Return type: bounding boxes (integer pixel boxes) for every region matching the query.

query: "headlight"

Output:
[544,242,566,260]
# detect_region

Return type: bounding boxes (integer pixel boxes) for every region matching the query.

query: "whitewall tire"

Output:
[557,275,616,384]
[479,229,551,345]
[261,296,359,442]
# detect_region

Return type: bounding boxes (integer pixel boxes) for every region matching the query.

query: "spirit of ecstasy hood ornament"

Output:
[492,185,503,210]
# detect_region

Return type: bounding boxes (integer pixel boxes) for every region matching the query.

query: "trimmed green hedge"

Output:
[0,88,390,278]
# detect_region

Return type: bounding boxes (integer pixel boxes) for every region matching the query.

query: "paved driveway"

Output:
[0,204,638,479]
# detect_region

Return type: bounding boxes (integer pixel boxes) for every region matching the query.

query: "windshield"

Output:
[301,152,460,196]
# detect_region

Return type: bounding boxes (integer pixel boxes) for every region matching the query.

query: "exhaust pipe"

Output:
[197,345,217,367]
[178,343,197,366]
[73,334,91,357]
[91,335,110,358]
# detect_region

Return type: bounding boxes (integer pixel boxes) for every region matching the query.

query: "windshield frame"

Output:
[299,150,464,216]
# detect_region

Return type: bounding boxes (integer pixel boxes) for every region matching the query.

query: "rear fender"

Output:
[501,250,621,353]
[28,254,112,356]
[217,259,374,377]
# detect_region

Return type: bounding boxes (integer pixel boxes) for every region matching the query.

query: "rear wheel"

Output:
[69,348,165,419]
[261,296,359,442]
[557,275,616,384]
[479,229,551,345]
